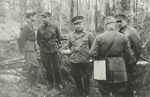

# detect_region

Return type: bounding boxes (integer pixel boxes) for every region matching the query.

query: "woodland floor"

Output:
[0,63,102,97]
[0,46,150,97]
[0,61,150,97]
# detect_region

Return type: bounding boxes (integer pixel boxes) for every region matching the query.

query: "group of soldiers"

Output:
[17,10,143,97]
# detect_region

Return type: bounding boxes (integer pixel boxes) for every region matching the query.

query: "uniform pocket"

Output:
[48,42,59,53]
[82,39,88,42]
[82,39,88,47]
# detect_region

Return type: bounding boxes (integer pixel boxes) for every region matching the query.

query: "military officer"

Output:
[68,16,94,97]
[17,10,39,86]
[37,12,63,89]
[89,16,131,97]
[115,13,143,97]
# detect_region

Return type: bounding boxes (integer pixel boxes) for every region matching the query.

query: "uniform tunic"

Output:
[18,20,35,52]
[119,26,143,63]
[89,29,131,83]
[18,20,39,67]
[37,23,61,53]
[89,28,131,97]
[68,30,94,63]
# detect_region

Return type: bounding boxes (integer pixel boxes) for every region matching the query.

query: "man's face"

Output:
[116,19,126,29]
[30,15,37,22]
[42,15,50,24]
[74,22,84,31]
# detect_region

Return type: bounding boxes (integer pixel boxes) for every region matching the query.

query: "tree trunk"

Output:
[51,0,53,15]
[91,0,95,32]
[87,0,90,31]
[135,0,138,17]
[95,0,98,32]
[121,0,132,24]
[66,0,69,21]
[13,0,15,11]
[19,0,27,23]
[121,0,130,12]
[70,0,74,20]
[77,0,78,15]
[59,0,62,33]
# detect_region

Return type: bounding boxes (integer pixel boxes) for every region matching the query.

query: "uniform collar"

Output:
[119,25,127,33]
[42,22,52,29]
[106,27,117,31]
[72,29,86,40]
[74,29,86,34]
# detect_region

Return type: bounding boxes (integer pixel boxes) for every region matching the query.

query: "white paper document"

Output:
[94,60,106,80]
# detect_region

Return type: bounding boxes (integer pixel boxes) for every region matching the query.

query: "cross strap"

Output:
[104,33,119,59]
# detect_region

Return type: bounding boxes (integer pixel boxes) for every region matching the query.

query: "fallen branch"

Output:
[0,57,25,66]
[0,70,27,80]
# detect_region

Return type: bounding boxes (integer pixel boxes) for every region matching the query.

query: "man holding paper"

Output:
[89,16,131,97]
[115,13,143,97]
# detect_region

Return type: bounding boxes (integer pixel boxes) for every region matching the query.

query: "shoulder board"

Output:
[127,26,136,32]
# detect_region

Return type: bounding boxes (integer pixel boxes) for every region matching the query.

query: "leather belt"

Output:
[107,54,122,57]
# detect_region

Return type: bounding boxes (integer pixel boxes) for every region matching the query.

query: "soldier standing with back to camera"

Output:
[37,12,63,89]
[17,10,39,86]
[68,16,94,97]
[89,16,131,97]
[115,13,143,97]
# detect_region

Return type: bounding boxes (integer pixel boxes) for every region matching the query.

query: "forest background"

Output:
[0,0,150,97]
[0,0,150,40]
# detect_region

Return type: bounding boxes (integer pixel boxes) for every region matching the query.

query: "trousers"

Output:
[24,52,39,85]
[41,52,61,84]
[123,62,136,97]
[98,81,127,97]
[71,62,92,95]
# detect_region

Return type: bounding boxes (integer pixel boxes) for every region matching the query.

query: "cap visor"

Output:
[74,20,83,24]
[41,14,46,16]
[116,19,122,21]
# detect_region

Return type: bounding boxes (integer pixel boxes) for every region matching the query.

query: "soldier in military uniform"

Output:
[17,10,39,86]
[89,16,131,97]
[68,16,94,97]
[37,12,63,89]
[115,14,143,97]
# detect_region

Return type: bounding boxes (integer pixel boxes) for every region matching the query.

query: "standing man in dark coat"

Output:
[37,12,63,89]
[115,14,143,97]
[68,16,94,97]
[89,16,131,97]
[17,10,39,86]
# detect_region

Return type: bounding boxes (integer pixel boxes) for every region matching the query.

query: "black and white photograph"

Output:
[0,0,150,97]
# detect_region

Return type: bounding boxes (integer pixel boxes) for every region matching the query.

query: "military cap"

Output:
[72,16,84,24]
[25,10,36,18]
[41,12,51,18]
[104,16,116,25]
[115,13,127,20]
